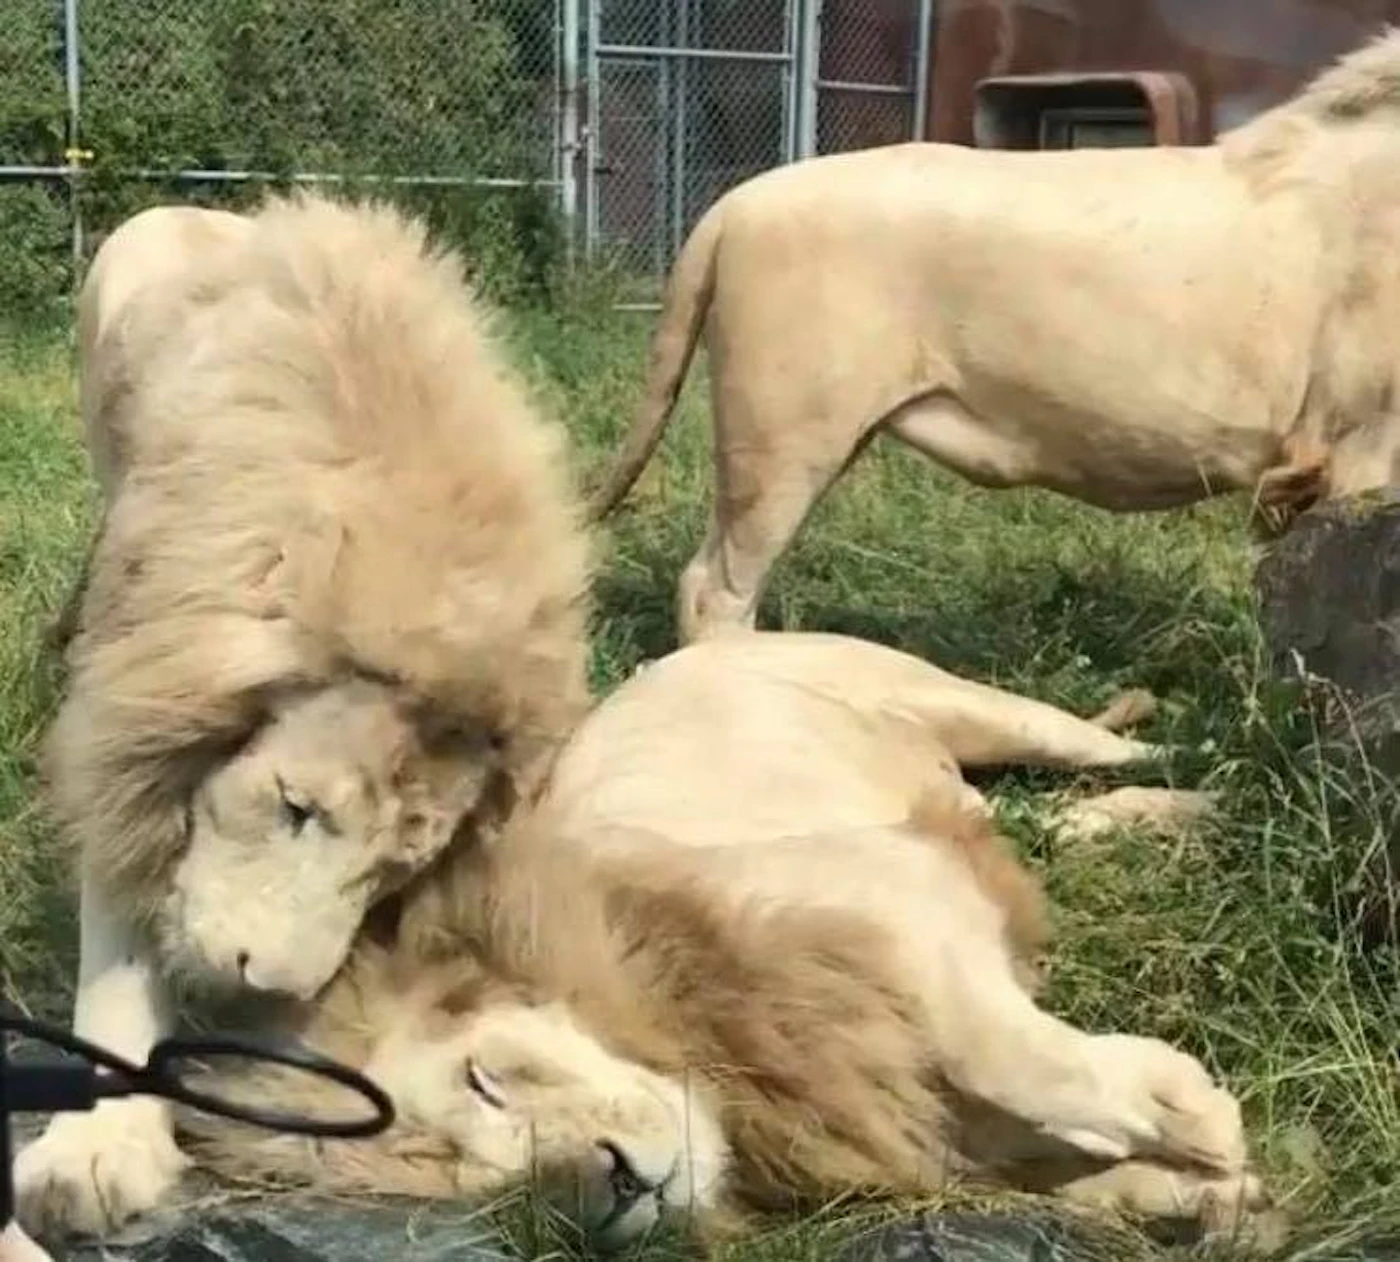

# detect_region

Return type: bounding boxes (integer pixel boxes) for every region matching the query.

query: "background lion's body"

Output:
[691,141,1313,504]
[592,32,1400,642]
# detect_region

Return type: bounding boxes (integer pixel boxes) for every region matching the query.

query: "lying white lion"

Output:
[16,193,594,1239]
[179,632,1268,1252]
[588,28,1400,644]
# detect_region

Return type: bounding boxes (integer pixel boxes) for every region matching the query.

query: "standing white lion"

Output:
[15,192,595,1240]
[588,27,1400,644]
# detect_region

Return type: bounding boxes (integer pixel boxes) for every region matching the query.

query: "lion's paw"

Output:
[1089,688,1159,732]
[1080,1035,1247,1173]
[1052,787,1222,845]
[15,1103,189,1239]
[1059,1157,1274,1239]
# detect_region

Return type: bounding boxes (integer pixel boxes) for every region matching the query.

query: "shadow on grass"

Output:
[592,512,1252,699]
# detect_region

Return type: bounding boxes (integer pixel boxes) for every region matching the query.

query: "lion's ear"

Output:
[393,744,500,868]
[396,794,467,869]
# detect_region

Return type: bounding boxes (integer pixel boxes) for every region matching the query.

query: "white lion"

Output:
[15,193,594,1240]
[588,27,1400,643]
[179,632,1268,1252]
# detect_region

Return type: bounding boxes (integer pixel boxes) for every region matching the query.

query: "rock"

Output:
[1254,488,1400,944]
[1254,487,1400,765]
[43,1192,514,1262]
[38,1200,1400,1262]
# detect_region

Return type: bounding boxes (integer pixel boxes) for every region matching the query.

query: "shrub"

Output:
[1,0,567,319]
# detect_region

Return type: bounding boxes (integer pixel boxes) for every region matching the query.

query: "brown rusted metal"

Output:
[926,0,1400,147]
[972,70,1203,147]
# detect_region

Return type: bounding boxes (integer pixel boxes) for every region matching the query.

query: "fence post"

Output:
[62,0,83,285]
[668,0,688,261]
[582,0,600,259]
[912,0,933,141]
[793,0,821,159]
[560,0,581,263]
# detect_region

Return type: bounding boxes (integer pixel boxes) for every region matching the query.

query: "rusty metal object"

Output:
[972,70,1203,148]
[925,0,1400,146]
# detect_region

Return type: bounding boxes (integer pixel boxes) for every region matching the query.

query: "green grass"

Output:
[1,309,1396,1261]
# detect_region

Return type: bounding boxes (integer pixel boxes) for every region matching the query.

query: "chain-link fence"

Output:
[0,0,932,317]
[816,0,932,155]
[581,0,932,302]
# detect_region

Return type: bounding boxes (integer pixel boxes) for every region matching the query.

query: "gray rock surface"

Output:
[34,1201,1400,1262]
[838,1211,1110,1261]
[839,1210,1400,1262]
[1254,487,1400,765]
[1254,487,1400,942]
[46,1193,513,1262]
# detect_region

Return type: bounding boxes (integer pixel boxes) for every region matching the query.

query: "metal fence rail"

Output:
[0,0,931,308]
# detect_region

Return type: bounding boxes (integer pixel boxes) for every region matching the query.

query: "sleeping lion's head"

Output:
[368,996,732,1252]
[156,678,505,1000]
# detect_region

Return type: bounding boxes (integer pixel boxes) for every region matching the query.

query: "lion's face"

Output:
[157,680,500,999]
[369,999,730,1252]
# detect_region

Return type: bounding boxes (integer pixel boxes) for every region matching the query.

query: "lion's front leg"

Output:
[898,675,1166,770]
[14,873,188,1241]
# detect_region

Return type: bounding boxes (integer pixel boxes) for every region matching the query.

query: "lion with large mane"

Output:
[588,27,1400,644]
[170,631,1271,1253]
[16,191,594,1238]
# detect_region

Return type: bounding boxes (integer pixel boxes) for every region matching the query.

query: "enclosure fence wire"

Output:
[0,0,930,313]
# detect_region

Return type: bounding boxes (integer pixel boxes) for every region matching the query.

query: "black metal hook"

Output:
[1,1008,394,1234]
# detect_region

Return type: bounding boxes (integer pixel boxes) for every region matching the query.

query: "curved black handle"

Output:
[1,1012,394,1138]
[143,1031,396,1138]
[2,1006,395,1234]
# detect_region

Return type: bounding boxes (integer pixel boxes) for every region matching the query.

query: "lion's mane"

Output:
[46,191,595,925]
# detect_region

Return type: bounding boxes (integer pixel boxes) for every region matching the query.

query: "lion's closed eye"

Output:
[275,776,324,836]
[465,1059,508,1109]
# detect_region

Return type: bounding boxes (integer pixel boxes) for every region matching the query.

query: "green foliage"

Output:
[0,185,71,322]
[0,0,65,163]
[1,0,569,318]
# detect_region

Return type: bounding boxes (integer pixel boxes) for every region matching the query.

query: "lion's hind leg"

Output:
[898,674,1166,771]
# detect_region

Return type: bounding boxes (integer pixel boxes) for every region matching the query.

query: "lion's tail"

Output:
[586,198,725,522]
